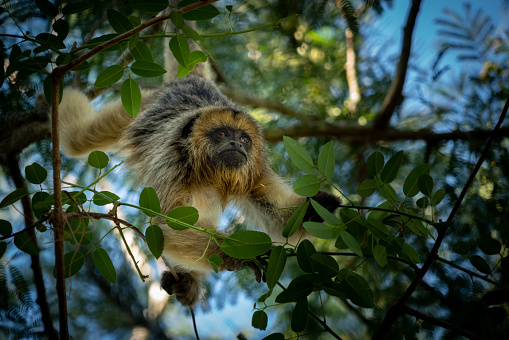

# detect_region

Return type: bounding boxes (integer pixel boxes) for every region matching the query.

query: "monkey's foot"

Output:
[220,253,268,283]
[160,270,201,306]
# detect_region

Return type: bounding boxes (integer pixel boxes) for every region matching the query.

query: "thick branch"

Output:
[4,155,58,339]
[374,0,422,128]
[263,122,509,144]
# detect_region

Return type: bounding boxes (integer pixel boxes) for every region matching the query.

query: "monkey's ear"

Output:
[181,117,198,139]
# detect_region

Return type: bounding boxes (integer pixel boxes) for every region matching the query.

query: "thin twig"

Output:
[190,306,200,340]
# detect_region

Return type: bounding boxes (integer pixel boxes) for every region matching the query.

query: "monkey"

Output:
[56,76,340,306]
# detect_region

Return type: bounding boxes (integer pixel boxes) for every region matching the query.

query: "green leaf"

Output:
[130,41,154,62]
[373,245,387,267]
[310,253,339,277]
[139,187,161,217]
[129,0,169,13]
[182,25,202,41]
[25,163,47,184]
[402,242,420,264]
[226,5,233,13]
[94,65,124,88]
[208,254,223,273]
[470,255,491,274]
[317,141,335,179]
[0,220,12,237]
[14,232,38,255]
[341,271,374,308]
[416,197,429,209]
[53,251,85,278]
[431,189,446,206]
[366,220,389,239]
[291,299,308,332]
[167,206,199,230]
[309,199,341,225]
[324,282,347,299]
[221,231,272,259]
[1,187,28,209]
[403,164,431,198]
[0,242,6,260]
[62,2,91,15]
[340,209,367,237]
[366,151,385,176]
[282,201,308,238]
[176,50,208,78]
[88,151,109,169]
[452,241,470,255]
[145,225,164,259]
[477,236,502,255]
[283,136,314,172]
[380,150,404,183]
[121,79,142,117]
[275,280,313,303]
[252,310,268,331]
[303,222,337,239]
[169,35,191,68]
[53,19,69,40]
[88,34,118,48]
[35,0,58,17]
[293,174,320,197]
[340,230,363,257]
[130,61,167,78]
[93,248,117,283]
[170,10,185,28]
[266,246,287,289]
[402,215,428,238]
[418,174,434,196]
[182,4,220,21]
[107,9,134,34]
[129,33,139,52]
[379,182,397,202]
[357,179,378,197]
[92,191,120,206]
[297,240,316,273]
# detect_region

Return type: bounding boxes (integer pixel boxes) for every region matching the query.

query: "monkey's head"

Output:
[184,108,268,194]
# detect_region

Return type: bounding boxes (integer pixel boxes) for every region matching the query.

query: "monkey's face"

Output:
[207,126,252,168]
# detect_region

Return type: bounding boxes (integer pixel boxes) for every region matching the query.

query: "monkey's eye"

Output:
[240,135,251,144]
[217,130,228,138]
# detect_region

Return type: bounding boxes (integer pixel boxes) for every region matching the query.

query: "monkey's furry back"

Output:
[59,76,268,210]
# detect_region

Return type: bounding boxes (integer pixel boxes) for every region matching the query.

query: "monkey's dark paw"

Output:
[305,191,341,222]
[160,270,201,306]
[34,92,51,114]
[220,254,267,283]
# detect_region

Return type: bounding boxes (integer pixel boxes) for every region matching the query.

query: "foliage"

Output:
[0,0,508,339]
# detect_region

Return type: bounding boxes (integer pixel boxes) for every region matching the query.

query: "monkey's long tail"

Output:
[58,89,132,157]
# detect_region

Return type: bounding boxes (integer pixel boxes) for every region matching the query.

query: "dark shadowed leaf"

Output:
[169,35,191,68]
[266,246,287,289]
[297,240,316,273]
[25,163,47,184]
[139,187,161,217]
[53,251,85,278]
[470,255,491,274]
[477,236,501,255]
[14,233,38,255]
[145,225,164,259]
[282,201,308,238]
[291,299,308,332]
[131,61,167,77]
[366,151,384,176]
[252,310,268,331]
[403,164,431,198]
[129,0,169,12]
[1,187,28,209]
[380,151,404,183]
[93,248,117,283]
[317,141,335,179]
[87,151,109,169]
[107,9,134,34]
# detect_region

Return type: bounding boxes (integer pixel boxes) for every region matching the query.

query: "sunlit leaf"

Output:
[169,35,190,68]
[283,136,314,172]
[121,78,142,117]
[317,141,335,179]
[130,61,167,77]
[208,254,223,273]
[92,191,120,206]
[221,231,272,259]
[293,174,320,197]
[166,206,199,230]
[303,221,337,239]
[139,187,161,217]
[282,201,308,238]
[94,65,124,88]
[88,151,109,169]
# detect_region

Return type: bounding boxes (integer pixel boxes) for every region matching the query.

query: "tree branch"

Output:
[263,122,509,144]
[374,0,422,128]
[372,96,509,339]
[4,155,59,339]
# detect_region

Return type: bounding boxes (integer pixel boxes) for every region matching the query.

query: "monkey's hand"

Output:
[304,190,341,222]
[160,269,201,306]
[220,252,268,283]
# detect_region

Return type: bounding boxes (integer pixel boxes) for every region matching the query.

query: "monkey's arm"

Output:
[57,89,152,157]
[240,171,341,241]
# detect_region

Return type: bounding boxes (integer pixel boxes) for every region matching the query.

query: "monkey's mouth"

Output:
[218,150,247,168]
